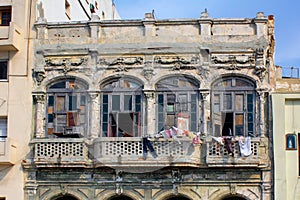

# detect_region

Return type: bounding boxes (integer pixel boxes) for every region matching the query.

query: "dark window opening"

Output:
[0,61,8,80]
[0,6,11,26]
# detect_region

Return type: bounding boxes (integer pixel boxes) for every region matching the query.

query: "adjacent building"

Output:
[22,6,275,200]
[0,0,33,199]
[36,0,120,22]
[272,66,300,200]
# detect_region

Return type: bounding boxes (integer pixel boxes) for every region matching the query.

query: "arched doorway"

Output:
[222,196,247,200]
[54,195,79,200]
[164,196,191,200]
[107,195,134,200]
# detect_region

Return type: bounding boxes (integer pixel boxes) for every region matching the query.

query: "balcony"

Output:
[206,137,267,167]
[0,22,22,51]
[31,138,90,168]
[92,137,201,170]
[0,137,17,165]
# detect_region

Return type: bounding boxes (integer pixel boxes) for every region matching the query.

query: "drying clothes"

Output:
[142,137,158,160]
[212,137,225,145]
[238,136,252,157]
[223,137,234,156]
[170,127,181,144]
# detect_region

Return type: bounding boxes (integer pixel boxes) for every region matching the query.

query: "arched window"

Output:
[107,195,134,200]
[52,194,79,200]
[46,78,88,137]
[101,77,143,137]
[164,196,191,200]
[156,76,199,132]
[212,77,255,137]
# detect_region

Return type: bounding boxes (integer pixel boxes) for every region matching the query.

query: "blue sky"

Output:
[114,0,300,68]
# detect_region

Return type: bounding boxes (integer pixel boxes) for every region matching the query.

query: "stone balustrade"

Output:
[206,138,264,167]
[30,137,269,169]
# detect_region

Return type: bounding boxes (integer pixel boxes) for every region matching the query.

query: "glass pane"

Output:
[124,95,132,111]
[69,95,77,110]
[48,114,54,123]
[135,95,141,112]
[112,95,120,111]
[235,126,244,136]
[80,95,86,105]
[50,81,66,89]
[214,94,220,112]
[167,94,175,112]
[48,96,54,106]
[103,94,108,103]
[224,94,232,110]
[158,94,164,112]
[56,96,65,111]
[178,94,188,111]
[235,113,244,125]
[235,94,244,111]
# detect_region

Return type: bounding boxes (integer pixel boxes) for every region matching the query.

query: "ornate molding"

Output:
[33,93,46,103]
[99,57,143,66]
[142,62,155,81]
[44,57,88,74]
[33,68,46,85]
[154,56,199,70]
[255,48,267,81]
[211,54,255,70]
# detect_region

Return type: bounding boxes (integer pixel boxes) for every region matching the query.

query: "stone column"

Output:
[144,91,156,135]
[89,92,100,138]
[33,93,46,138]
[24,170,37,200]
[199,89,210,135]
[257,89,268,137]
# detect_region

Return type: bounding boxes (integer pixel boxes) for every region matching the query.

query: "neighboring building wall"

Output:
[37,0,120,22]
[273,70,300,200]
[23,10,275,200]
[0,0,33,200]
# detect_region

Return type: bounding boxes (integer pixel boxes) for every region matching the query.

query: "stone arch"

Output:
[211,73,257,89]
[41,188,88,200]
[154,73,201,89]
[219,194,250,200]
[51,194,79,200]
[99,74,145,89]
[39,74,91,92]
[154,190,198,200]
[95,190,143,200]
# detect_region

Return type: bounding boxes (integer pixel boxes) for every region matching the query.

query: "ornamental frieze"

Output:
[211,54,255,70]
[99,57,144,66]
[154,56,200,70]
[45,57,88,68]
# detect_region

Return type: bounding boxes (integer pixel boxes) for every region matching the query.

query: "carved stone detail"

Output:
[211,54,255,70]
[44,57,88,73]
[255,48,267,80]
[99,57,143,66]
[154,56,199,70]
[142,62,155,81]
[33,68,46,85]
[33,93,46,103]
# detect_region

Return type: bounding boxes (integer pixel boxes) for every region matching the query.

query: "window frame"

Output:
[211,77,255,137]
[101,78,143,137]
[156,76,199,132]
[0,117,7,141]
[0,6,11,26]
[46,79,88,137]
[0,60,8,81]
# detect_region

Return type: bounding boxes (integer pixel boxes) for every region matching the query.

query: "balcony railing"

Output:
[0,137,17,165]
[93,137,201,169]
[31,138,90,167]
[206,138,264,167]
[0,22,22,51]
[30,136,269,169]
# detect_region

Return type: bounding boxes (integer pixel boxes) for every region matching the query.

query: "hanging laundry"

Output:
[223,136,234,156]
[238,136,252,157]
[142,137,158,160]
[212,137,225,145]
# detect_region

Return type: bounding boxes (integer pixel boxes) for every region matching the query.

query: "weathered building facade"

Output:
[23,10,275,200]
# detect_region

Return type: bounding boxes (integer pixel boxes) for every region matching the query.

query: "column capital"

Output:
[33,92,46,103]
[143,90,155,99]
